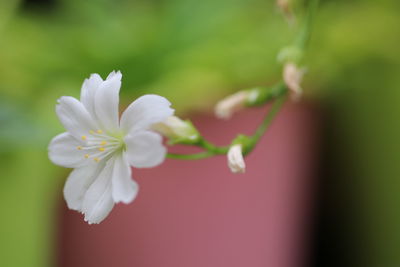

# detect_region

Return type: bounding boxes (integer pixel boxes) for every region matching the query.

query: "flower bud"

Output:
[276,0,295,25]
[283,62,305,101]
[152,116,200,144]
[215,91,250,119]
[227,144,246,174]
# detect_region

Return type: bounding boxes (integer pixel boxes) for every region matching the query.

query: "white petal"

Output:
[48,132,87,168]
[112,153,138,204]
[56,96,98,139]
[63,162,105,211]
[82,157,115,224]
[106,70,121,80]
[120,94,174,134]
[94,71,122,132]
[80,73,103,117]
[124,131,166,168]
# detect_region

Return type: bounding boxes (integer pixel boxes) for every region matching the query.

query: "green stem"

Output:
[246,82,288,107]
[166,151,215,160]
[247,96,286,153]
[166,138,229,160]
[296,0,320,50]
[198,139,229,154]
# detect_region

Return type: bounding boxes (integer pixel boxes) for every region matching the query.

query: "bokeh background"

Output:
[0,0,399,266]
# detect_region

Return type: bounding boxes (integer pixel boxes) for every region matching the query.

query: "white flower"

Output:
[151,116,199,144]
[48,71,174,224]
[215,91,250,119]
[283,63,305,101]
[227,144,246,173]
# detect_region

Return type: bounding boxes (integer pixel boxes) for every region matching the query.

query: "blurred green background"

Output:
[0,0,399,266]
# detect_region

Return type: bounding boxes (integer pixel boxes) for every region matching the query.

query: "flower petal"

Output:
[63,162,105,211]
[80,73,103,117]
[56,96,98,139]
[48,132,87,168]
[82,157,115,224]
[120,94,174,134]
[124,130,166,168]
[106,70,121,80]
[112,153,139,204]
[94,71,122,132]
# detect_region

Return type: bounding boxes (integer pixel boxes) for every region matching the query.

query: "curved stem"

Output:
[296,0,320,50]
[199,139,229,154]
[166,139,229,160]
[166,93,286,160]
[247,95,286,153]
[165,0,318,161]
[167,151,215,160]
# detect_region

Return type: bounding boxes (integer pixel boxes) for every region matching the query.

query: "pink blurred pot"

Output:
[57,103,319,267]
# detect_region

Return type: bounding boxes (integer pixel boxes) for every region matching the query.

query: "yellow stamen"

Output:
[98,147,105,152]
[77,146,82,150]
[97,129,103,134]
[100,141,107,146]
[94,157,100,162]
[81,135,87,140]
[84,154,89,159]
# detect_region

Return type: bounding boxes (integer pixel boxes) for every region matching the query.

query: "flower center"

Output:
[78,129,123,163]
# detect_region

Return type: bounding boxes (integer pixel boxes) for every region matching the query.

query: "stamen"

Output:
[81,135,87,140]
[87,134,119,142]
[100,141,107,146]
[97,130,103,134]
[84,154,90,158]
[77,146,82,150]
[94,157,100,162]
[88,147,117,162]
[98,147,105,151]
